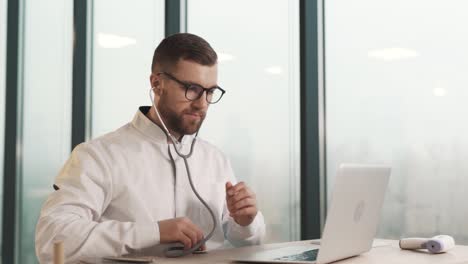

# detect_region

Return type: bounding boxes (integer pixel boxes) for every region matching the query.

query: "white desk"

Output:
[82,239,468,264]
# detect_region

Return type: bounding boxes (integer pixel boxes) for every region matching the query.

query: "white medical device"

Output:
[399,235,455,253]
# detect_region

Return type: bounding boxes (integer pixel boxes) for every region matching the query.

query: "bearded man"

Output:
[35,33,265,264]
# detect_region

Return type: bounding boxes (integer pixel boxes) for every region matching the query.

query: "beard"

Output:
[157,95,206,136]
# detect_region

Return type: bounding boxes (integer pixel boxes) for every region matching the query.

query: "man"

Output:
[35,33,265,263]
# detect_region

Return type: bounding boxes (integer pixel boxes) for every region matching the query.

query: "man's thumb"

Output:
[225,181,232,189]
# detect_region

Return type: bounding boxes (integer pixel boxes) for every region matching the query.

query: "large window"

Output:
[0,0,7,257]
[188,0,301,242]
[20,1,73,262]
[91,0,165,137]
[325,0,468,243]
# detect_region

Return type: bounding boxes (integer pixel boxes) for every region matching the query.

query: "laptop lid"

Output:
[232,163,391,264]
[316,164,390,263]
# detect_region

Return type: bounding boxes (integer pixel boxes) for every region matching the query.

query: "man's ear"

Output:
[150,73,162,95]
[153,82,162,95]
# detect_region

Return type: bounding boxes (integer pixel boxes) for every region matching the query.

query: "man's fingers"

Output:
[227,188,253,205]
[231,206,258,217]
[182,228,199,249]
[227,181,246,195]
[185,220,205,246]
[195,228,204,242]
[185,220,204,240]
[176,218,204,249]
[232,197,256,210]
[231,182,246,192]
[178,233,193,249]
[229,197,257,217]
[158,217,206,248]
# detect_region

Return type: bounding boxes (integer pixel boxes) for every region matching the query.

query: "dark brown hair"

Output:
[151,33,218,72]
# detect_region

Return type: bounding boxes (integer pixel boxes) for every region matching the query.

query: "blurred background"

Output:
[1,0,467,263]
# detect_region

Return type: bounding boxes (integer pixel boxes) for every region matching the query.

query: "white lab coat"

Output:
[35,106,265,263]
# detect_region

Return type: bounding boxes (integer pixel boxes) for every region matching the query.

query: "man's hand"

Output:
[158,217,206,250]
[226,181,258,226]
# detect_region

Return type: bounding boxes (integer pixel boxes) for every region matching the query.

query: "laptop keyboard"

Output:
[273,249,319,261]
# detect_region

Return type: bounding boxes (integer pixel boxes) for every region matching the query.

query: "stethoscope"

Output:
[149,87,217,257]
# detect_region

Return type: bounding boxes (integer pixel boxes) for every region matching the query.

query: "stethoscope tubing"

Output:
[149,87,217,257]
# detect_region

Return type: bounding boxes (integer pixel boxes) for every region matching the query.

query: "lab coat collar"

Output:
[132,106,196,145]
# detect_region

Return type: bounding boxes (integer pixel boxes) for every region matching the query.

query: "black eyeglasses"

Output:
[158,71,226,104]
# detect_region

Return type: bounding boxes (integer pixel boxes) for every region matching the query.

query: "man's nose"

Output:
[191,91,208,109]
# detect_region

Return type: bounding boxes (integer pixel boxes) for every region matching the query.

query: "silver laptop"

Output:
[234,164,391,264]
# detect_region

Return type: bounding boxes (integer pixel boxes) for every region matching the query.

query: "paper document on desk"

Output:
[80,256,156,263]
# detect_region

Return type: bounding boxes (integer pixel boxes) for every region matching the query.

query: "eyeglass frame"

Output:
[156,71,226,104]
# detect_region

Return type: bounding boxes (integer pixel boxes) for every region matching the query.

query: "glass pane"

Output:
[188,0,301,242]
[21,0,73,262]
[325,0,468,243]
[0,0,6,256]
[91,0,165,137]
